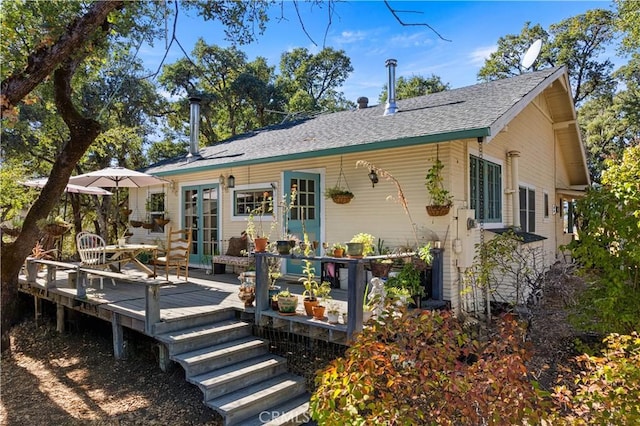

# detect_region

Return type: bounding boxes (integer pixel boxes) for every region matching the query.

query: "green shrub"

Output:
[310,309,547,425]
[568,145,640,334]
[552,332,640,425]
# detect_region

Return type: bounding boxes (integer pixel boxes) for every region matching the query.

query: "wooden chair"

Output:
[154,227,192,281]
[76,231,115,288]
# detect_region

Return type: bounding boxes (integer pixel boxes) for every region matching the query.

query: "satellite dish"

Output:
[521,39,542,69]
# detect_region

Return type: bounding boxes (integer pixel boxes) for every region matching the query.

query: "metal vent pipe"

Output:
[187,96,201,159]
[384,59,398,116]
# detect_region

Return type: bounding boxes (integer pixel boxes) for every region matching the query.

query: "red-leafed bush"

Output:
[310,308,548,425]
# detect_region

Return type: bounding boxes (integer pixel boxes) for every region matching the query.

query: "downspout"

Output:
[508,150,521,228]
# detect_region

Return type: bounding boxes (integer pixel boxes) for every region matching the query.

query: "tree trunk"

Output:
[1,59,102,352]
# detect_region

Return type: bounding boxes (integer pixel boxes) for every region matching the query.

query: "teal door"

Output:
[183,184,220,265]
[284,171,321,275]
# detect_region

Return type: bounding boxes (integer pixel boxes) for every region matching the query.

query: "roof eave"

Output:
[151,127,492,177]
[486,67,568,143]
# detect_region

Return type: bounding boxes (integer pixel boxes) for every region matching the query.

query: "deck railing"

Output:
[254,252,366,340]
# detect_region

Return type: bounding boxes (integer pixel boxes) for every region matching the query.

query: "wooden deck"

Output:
[18,263,350,341]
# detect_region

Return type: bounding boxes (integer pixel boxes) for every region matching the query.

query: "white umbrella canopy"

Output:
[68,167,167,236]
[68,166,166,188]
[24,178,113,195]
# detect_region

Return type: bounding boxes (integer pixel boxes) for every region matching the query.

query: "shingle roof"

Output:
[145,67,566,176]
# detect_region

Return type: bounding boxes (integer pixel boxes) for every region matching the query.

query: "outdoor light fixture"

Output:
[227,174,235,188]
[368,170,379,187]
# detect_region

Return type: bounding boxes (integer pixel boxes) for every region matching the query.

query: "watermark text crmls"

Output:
[258,410,312,423]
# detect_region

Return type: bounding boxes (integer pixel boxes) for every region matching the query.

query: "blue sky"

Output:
[142,1,614,105]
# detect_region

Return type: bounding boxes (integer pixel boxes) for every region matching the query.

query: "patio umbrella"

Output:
[24,178,114,196]
[68,166,167,234]
[68,166,167,189]
[23,178,114,256]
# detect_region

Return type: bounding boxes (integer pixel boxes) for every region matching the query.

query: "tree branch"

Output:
[1,1,124,117]
[383,0,451,42]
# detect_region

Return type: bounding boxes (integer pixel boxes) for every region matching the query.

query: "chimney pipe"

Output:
[187,96,201,160]
[384,58,398,116]
[357,96,369,109]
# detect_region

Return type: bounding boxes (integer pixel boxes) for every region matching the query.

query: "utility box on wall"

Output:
[454,209,476,268]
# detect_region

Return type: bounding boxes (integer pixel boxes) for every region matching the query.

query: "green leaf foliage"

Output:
[568,145,640,335]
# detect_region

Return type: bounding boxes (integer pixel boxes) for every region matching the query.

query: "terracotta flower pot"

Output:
[254,237,268,253]
[303,298,318,316]
[312,305,326,320]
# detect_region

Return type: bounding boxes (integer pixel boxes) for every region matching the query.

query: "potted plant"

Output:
[276,288,298,315]
[370,238,393,278]
[312,281,332,320]
[330,242,346,258]
[324,186,354,204]
[385,286,412,306]
[246,191,275,252]
[385,262,424,307]
[37,216,71,237]
[347,232,375,258]
[326,303,340,324]
[238,282,255,307]
[425,158,453,216]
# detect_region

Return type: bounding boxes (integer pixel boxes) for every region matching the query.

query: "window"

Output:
[519,186,536,232]
[147,192,166,233]
[233,188,274,216]
[543,192,549,219]
[470,155,502,222]
[562,199,576,234]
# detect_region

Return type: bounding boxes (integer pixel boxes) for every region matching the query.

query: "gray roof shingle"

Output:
[145,67,565,175]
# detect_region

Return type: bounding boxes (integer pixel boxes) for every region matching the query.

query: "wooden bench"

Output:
[212,238,254,274]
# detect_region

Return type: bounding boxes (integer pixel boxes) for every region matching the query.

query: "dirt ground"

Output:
[1,310,223,426]
[1,262,587,425]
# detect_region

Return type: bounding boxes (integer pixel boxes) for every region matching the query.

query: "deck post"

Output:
[158,343,171,372]
[346,259,365,340]
[46,264,57,288]
[112,313,125,360]
[34,295,42,325]
[76,271,87,299]
[26,259,38,283]
[56,304,65,332]
[254,253,269,325]
[145,284,161,335]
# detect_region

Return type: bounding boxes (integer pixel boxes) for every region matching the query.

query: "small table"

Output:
[104,244,158,277]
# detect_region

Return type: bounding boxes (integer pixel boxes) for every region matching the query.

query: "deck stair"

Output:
[154,310,310,426]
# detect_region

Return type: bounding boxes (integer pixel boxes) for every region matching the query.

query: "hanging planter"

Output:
[129,220,143,228]
[425,147,453,217]
[426,205,451,217]
[154,217,170,226]
[142,222,155,229]
[324,156,354,205]
[330,192,354,204]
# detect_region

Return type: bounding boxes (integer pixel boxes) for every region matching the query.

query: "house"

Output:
[132,62,589,313]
